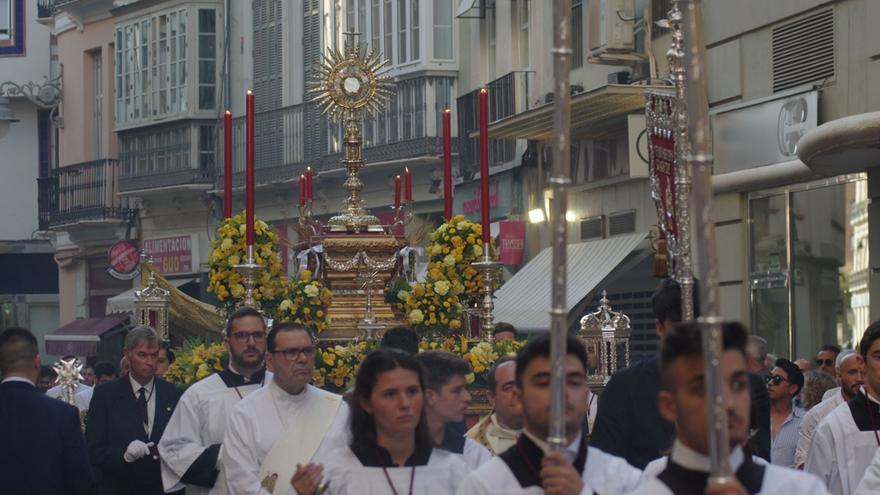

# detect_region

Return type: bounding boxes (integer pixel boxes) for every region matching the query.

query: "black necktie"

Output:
[137,387,149,433]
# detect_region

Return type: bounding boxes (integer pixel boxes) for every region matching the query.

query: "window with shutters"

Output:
[115,8,190,126]
[371,0,381,51]
[0,0,12,42]
[384,0,393,63]
[516,0,529,69]
[398,0,407,63]
[253,0,283,112]
[411,0,419,59]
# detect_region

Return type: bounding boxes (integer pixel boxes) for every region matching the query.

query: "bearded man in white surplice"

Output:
[158,307,273,495]
[222,323,350,495]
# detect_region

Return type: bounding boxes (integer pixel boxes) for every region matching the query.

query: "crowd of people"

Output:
[2,282,880,494]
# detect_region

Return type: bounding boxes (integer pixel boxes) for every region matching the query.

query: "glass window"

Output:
[518,0,529,68]
[358,0,367,40]
[398,0,407,63]
[347,0,356,31]
[93,51,103,159]
[411,0,419,59]
[384,0,393,63]
[0,0,11,40]
[433,0,452,59]
[750,194,791,359]
[434,77,451,134]
[572,0,583,68]
[371,0,381,52]
[199,125,216,170]
[198,9,217,110]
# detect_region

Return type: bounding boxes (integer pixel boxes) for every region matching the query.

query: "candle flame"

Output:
[480,88,488,94]
[301,174,305,179]
[307,166,312,172]
[444,108,451,114]
[224,109,231,116]
[396,175,401,179]
[246,89,253,95]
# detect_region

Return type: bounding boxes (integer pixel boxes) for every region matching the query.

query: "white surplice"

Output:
[856,447,880,495]
[631,441,829,495]
[794,391,846,468]
[221,381,351,495]
[455,433,642,495]
[460,437,492,468]
[319,445,469,495]
[805,390,880,495]
[158,370,271,495]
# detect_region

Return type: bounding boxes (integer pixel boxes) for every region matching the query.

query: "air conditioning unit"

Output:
[588,0,642,65]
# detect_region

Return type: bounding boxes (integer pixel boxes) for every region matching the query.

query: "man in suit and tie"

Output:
[0,327,95,495]
[86,325,183,494]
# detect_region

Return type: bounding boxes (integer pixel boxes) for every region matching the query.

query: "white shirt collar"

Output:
[670,440,745,473]
[270,379,310,406]
[129,373,155,394]
[522,428,582,462]
[1,376,35,386]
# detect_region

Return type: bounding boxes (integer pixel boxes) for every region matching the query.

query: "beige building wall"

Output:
[56,16,117,165]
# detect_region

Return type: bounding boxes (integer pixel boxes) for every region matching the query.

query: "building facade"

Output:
[0,0,61,357]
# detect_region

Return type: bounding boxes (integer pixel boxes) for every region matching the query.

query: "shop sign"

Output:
[107,241,140,280]
[498,221,526,265]
[143,235,194,275]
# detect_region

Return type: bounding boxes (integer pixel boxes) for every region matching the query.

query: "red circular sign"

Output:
[108,241,140,274]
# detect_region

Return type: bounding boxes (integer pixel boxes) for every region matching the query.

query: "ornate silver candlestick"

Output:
[391,200,414,230]
[233,245,266,310]
[356,268,385,340]
[297,199,321,243]
[471,243,501,342]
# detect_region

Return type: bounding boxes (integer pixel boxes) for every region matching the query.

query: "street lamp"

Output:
[0,97,19,139]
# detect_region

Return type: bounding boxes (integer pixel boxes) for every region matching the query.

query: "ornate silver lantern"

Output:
[135,271,171,340]
[578,291,631,388]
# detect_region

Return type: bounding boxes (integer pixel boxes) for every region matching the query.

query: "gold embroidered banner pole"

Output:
[548,0,573,453]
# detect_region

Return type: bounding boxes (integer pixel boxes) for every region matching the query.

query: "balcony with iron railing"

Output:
[456,71,533,175]
[38,159,137,230]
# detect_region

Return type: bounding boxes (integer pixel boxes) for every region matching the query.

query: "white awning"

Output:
[105,278,196,315]
[493,232,649,332]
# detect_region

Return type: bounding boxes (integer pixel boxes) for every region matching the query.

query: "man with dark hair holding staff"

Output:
[86,325,183,494]
[222,322,350,495]
[629,322,828,495]
[457,334,642,495]
[159,307,273,494]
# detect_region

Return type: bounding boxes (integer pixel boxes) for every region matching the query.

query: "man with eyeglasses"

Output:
[222,322,351,495]
[159,307,273,495]
[767,358,804,468]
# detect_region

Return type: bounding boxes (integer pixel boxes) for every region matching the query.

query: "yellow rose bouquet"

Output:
[274,270,333,333]
[313,340,377,392]
[401,278,464,337]
[425,215,500,302]
[164,339,227,389]
[207,212,286,318]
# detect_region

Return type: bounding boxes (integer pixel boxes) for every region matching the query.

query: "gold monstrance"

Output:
[306,32,406,340]
[309,31,394,233]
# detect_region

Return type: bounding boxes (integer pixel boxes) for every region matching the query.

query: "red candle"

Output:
[246,90,255,246]
[442,109,452,220]
[223,110,233,219]
[306,166,313,201]
[404,167,412,201]
[479,88,490,244]
[299,174,306,207]
[394,175,401,209]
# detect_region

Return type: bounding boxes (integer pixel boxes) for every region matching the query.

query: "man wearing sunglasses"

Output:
[159,306,274,495]
[222,322,350,495]
[816,345,841,376]
[767,358,804,468]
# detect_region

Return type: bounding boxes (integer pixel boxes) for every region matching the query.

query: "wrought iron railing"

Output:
[38,159,136,229]
[456,71,533,174]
